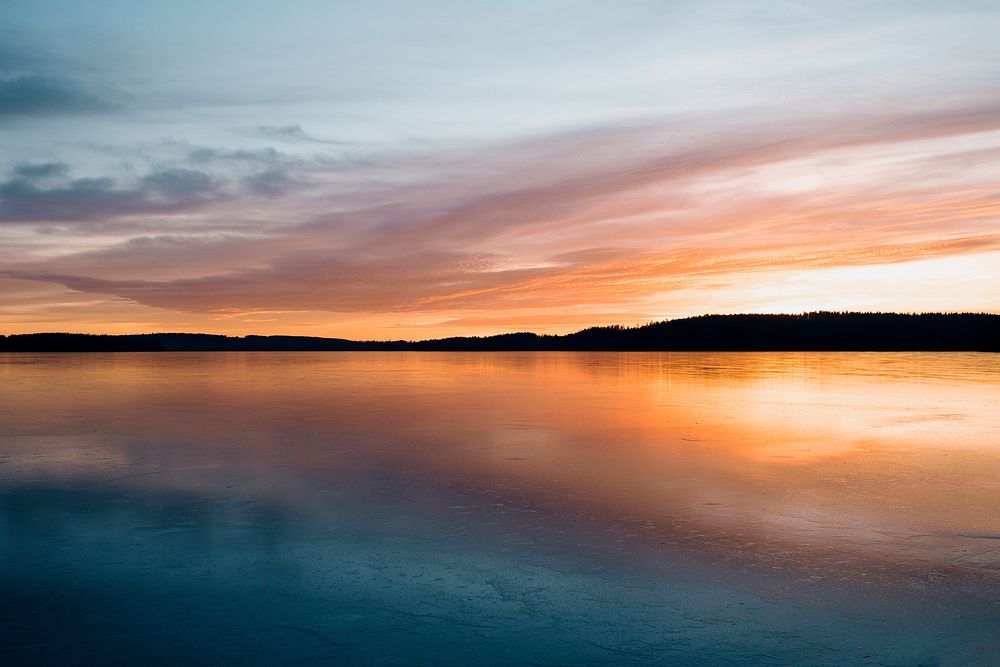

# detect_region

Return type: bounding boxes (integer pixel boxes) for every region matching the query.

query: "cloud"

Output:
[5,232,998,316]
[255,124,310,140]
[188,146,287,165]
[141,168,216,198]
[0,74,121,117]
[184,147,303,196]
[0,249,530,313]
[249,124,354,146]
[0,165,224,223]
[347,99,1000,250]
[242,169,297,196]
[13,161,69,180]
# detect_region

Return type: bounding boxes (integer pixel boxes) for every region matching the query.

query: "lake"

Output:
[1,352,999,665]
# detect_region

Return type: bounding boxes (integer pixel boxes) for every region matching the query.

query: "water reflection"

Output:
[1,352,999,664]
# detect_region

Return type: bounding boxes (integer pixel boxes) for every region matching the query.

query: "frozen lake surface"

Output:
[1,352,999,665]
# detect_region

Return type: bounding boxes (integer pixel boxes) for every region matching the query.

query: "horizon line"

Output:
[4,310,999,344]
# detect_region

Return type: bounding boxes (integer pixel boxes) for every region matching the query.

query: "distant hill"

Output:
[1,313,997,352]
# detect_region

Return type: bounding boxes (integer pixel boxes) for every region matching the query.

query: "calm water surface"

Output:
[1,352,999,665]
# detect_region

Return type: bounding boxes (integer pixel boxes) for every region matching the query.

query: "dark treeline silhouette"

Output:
[1,313,998,353]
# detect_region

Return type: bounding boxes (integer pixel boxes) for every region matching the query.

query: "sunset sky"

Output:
[1,1,998,339]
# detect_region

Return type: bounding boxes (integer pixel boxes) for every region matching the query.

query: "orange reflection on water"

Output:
[2,351,999,580]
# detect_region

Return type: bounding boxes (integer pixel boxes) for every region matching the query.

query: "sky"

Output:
[1,0,998,339]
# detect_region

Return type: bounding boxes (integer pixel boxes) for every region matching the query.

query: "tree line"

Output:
[2,312,997,352]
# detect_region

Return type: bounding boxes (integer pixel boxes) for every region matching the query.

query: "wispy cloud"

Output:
[0,164,224,223]
[247,124,355,146]
[0,74,122,117]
